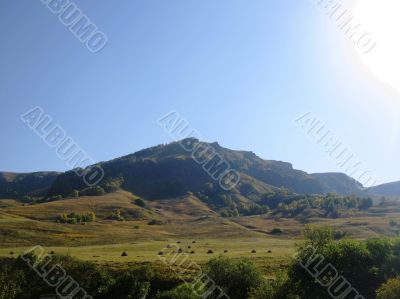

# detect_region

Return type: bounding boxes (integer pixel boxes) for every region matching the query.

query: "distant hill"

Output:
[0,171,60,199]
[311,173,364,195]
[0,139,396,203]
[46,139,364,200]
[368,181,400,197]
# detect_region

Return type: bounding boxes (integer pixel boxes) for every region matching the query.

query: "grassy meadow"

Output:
[1,191,400,275]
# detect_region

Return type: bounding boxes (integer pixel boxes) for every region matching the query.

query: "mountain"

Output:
[368,181,400,197]
[0,139,392,202]
[46,139,363,199]
[0,171,60,199]
[311,173,364,195]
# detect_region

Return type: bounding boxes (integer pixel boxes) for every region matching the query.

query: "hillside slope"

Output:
[369,181,400,197]
[1,139,393,202]
[47,139,330,202]
[0,171,60,199]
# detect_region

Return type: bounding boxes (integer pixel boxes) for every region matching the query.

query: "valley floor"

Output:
[1,191,400,274]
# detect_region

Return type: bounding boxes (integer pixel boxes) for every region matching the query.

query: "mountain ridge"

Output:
[0,139,397,200]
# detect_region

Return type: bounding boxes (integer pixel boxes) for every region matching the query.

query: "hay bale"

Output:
[224,250,228,253]
[207,249,214,254]
[121,252,128,257]
[192,241,196,243]
[251,250,257,254]
[267,250,272,253]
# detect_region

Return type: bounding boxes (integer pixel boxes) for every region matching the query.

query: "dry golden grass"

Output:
[1,192,400,271]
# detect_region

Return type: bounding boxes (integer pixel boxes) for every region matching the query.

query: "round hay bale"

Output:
[207,249,214,254]
[121,252,128,257]
[251,250,257,254]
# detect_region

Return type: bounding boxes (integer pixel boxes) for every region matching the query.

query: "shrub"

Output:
[377,277,400,299]
[101,177,123,193]
[205,256,263,299]
[109,209,124,221]
[50,195,63,201]
[70,189,79,198]
[156,283,200,299]
[57,212,96,224]
[271,228,283,235]
[21,196,34,203]
[248,271,290,299]
[148,219,164,225]
[303,225,332,250]
[135,198,146,208]
[333,229,348,240]
[0,267,19,299]
[79,186,105,196]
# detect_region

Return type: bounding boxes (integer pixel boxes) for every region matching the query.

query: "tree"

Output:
[79,186,105,196]
[156,284,200,299]
[70,189,79,198]
[0,267,19,299]
[205,256,263,299]
[110,209,124,221]
[134,198,146,208]
[377,277,400,299]
[303,225,333,250]
[359,197,373,210]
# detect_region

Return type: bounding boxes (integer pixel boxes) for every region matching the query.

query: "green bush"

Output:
[57,212,96,224]
[148,219,165,225]
[271,228,283,235]
[135,198,146,208]
[377,277,400,299]
[79,186,105,196]
[70,189,79,198]
[109,209,124,221]
[205,256,263,299]
[101,177,123,193]
[156,284,200,299]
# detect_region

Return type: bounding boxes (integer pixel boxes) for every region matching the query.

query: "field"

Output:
[1,191,400,275]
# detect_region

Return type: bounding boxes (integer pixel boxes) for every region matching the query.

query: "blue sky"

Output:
[0,0,398,185]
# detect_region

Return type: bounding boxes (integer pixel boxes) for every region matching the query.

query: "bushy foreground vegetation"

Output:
[2,226,400,298]
[57,212,96,224]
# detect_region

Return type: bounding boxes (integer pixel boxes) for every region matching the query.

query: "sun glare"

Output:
[353,0,400,96]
